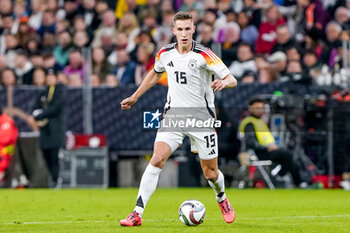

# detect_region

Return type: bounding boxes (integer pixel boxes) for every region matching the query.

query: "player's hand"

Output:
[211,79,226,92]
[120,96,137,110]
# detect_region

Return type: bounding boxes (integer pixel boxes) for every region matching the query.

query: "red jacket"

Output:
[0,113,18,173]
[255,19,286,54]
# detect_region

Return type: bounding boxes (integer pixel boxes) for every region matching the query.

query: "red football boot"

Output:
[218,198,236,223]
[120,211,142,226]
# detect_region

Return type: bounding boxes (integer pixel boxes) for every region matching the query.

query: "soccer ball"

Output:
[178,199,206,226]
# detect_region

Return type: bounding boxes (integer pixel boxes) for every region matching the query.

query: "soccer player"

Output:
[120,11,237,226]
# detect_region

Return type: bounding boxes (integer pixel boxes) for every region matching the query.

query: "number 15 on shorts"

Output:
[204,134,216,148]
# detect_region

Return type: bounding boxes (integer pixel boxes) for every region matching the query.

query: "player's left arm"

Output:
[211,74,237,92]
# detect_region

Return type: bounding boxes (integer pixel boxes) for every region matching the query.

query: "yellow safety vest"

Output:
[239,116,275,146]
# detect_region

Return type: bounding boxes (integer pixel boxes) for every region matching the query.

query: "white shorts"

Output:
[155,130,218,160]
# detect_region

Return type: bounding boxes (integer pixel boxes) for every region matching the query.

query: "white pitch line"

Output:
[1,214,350,225]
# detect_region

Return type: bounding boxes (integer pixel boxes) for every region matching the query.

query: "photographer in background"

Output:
[239,96,305,187]
[28,69,66,187]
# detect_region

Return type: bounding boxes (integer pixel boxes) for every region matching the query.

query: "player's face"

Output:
[172,19,195,48]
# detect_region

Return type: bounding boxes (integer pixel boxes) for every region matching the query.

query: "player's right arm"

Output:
[120,69,163,110]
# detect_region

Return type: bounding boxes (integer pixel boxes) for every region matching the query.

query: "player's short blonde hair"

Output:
[172,11,193,26]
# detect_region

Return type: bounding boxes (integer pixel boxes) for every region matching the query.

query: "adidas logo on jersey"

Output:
[209,149,216,155]
[167,61,174,67]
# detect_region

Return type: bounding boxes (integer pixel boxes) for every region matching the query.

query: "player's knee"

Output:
[150,154,167,168]
[203,169,218,182]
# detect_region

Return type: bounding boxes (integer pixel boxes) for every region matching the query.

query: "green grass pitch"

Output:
[0,188,349,232]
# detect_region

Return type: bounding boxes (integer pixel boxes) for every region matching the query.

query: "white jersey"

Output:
[154,41,230,112]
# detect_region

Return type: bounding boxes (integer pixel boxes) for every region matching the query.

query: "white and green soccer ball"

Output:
[178,199,206,226]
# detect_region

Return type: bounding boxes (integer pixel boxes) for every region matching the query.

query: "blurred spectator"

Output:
[110,49,136,85]
[63,50,84,81]
[30,52,44,68]
[118,11,141,52]
[43,53,63,72]
[46,0,59,12]
[61,0,80,22]
[91,73,101,87]
[153,10,174,50]
[140,8,159,36]
[103,74,119,87]
[57,71,68,85]
[179,0,202,13]
[241,70,256,83]
[0,0,12,15]
[321,21,342,68]
[13,50,34,85]
[24,34,42,56]
[55,20,70,34]
[255,5,285,54]
[268,51,287,81]
[17,18,34,48]
[115,0,144,20]
[100,28,117,56]
[43,32,56,52]
[335,7,350,30]
[160,0,174,12]
[139,0,162,24]
[2,14,17,35]
[5,34,20,67]
[92,47,112,82]
[223,8,236,23]
[54,30,74,67]
[32,68,46,87]
[217,0,232,17]
[92,9,118,48]
[229,43,257,81]
[304,28,322,56]
[271,24,303,54]
[302,49,322,82]
[286,46,302,61]
[286,0,330,42]
[221,22,241,66]
[68,73,83,87]
[237,10,259,48]
[255,55,274,83]
[36,10,56,37]
[242,0,263,29]
[0,103,18,184]
[202,8,218,26]
[285,59,307,83]
[95,0,109,15]
[197,22,221,56]
[135,43,155,85]
[73,15,93,44]
[0,55,8,71]
[128,29,155,63]
[13,1,29,19]
[73,30,90,50]
[28,0,44,31]
[0,68,17,87]
[78,0,101,31]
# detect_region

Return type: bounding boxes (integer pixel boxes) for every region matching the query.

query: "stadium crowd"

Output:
[0,0,349,87]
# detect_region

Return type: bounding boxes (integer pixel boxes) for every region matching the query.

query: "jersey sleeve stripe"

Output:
[206,49,220,62]
[156,49,167,61]
[200,50,222,66]
[156,43,176,61]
